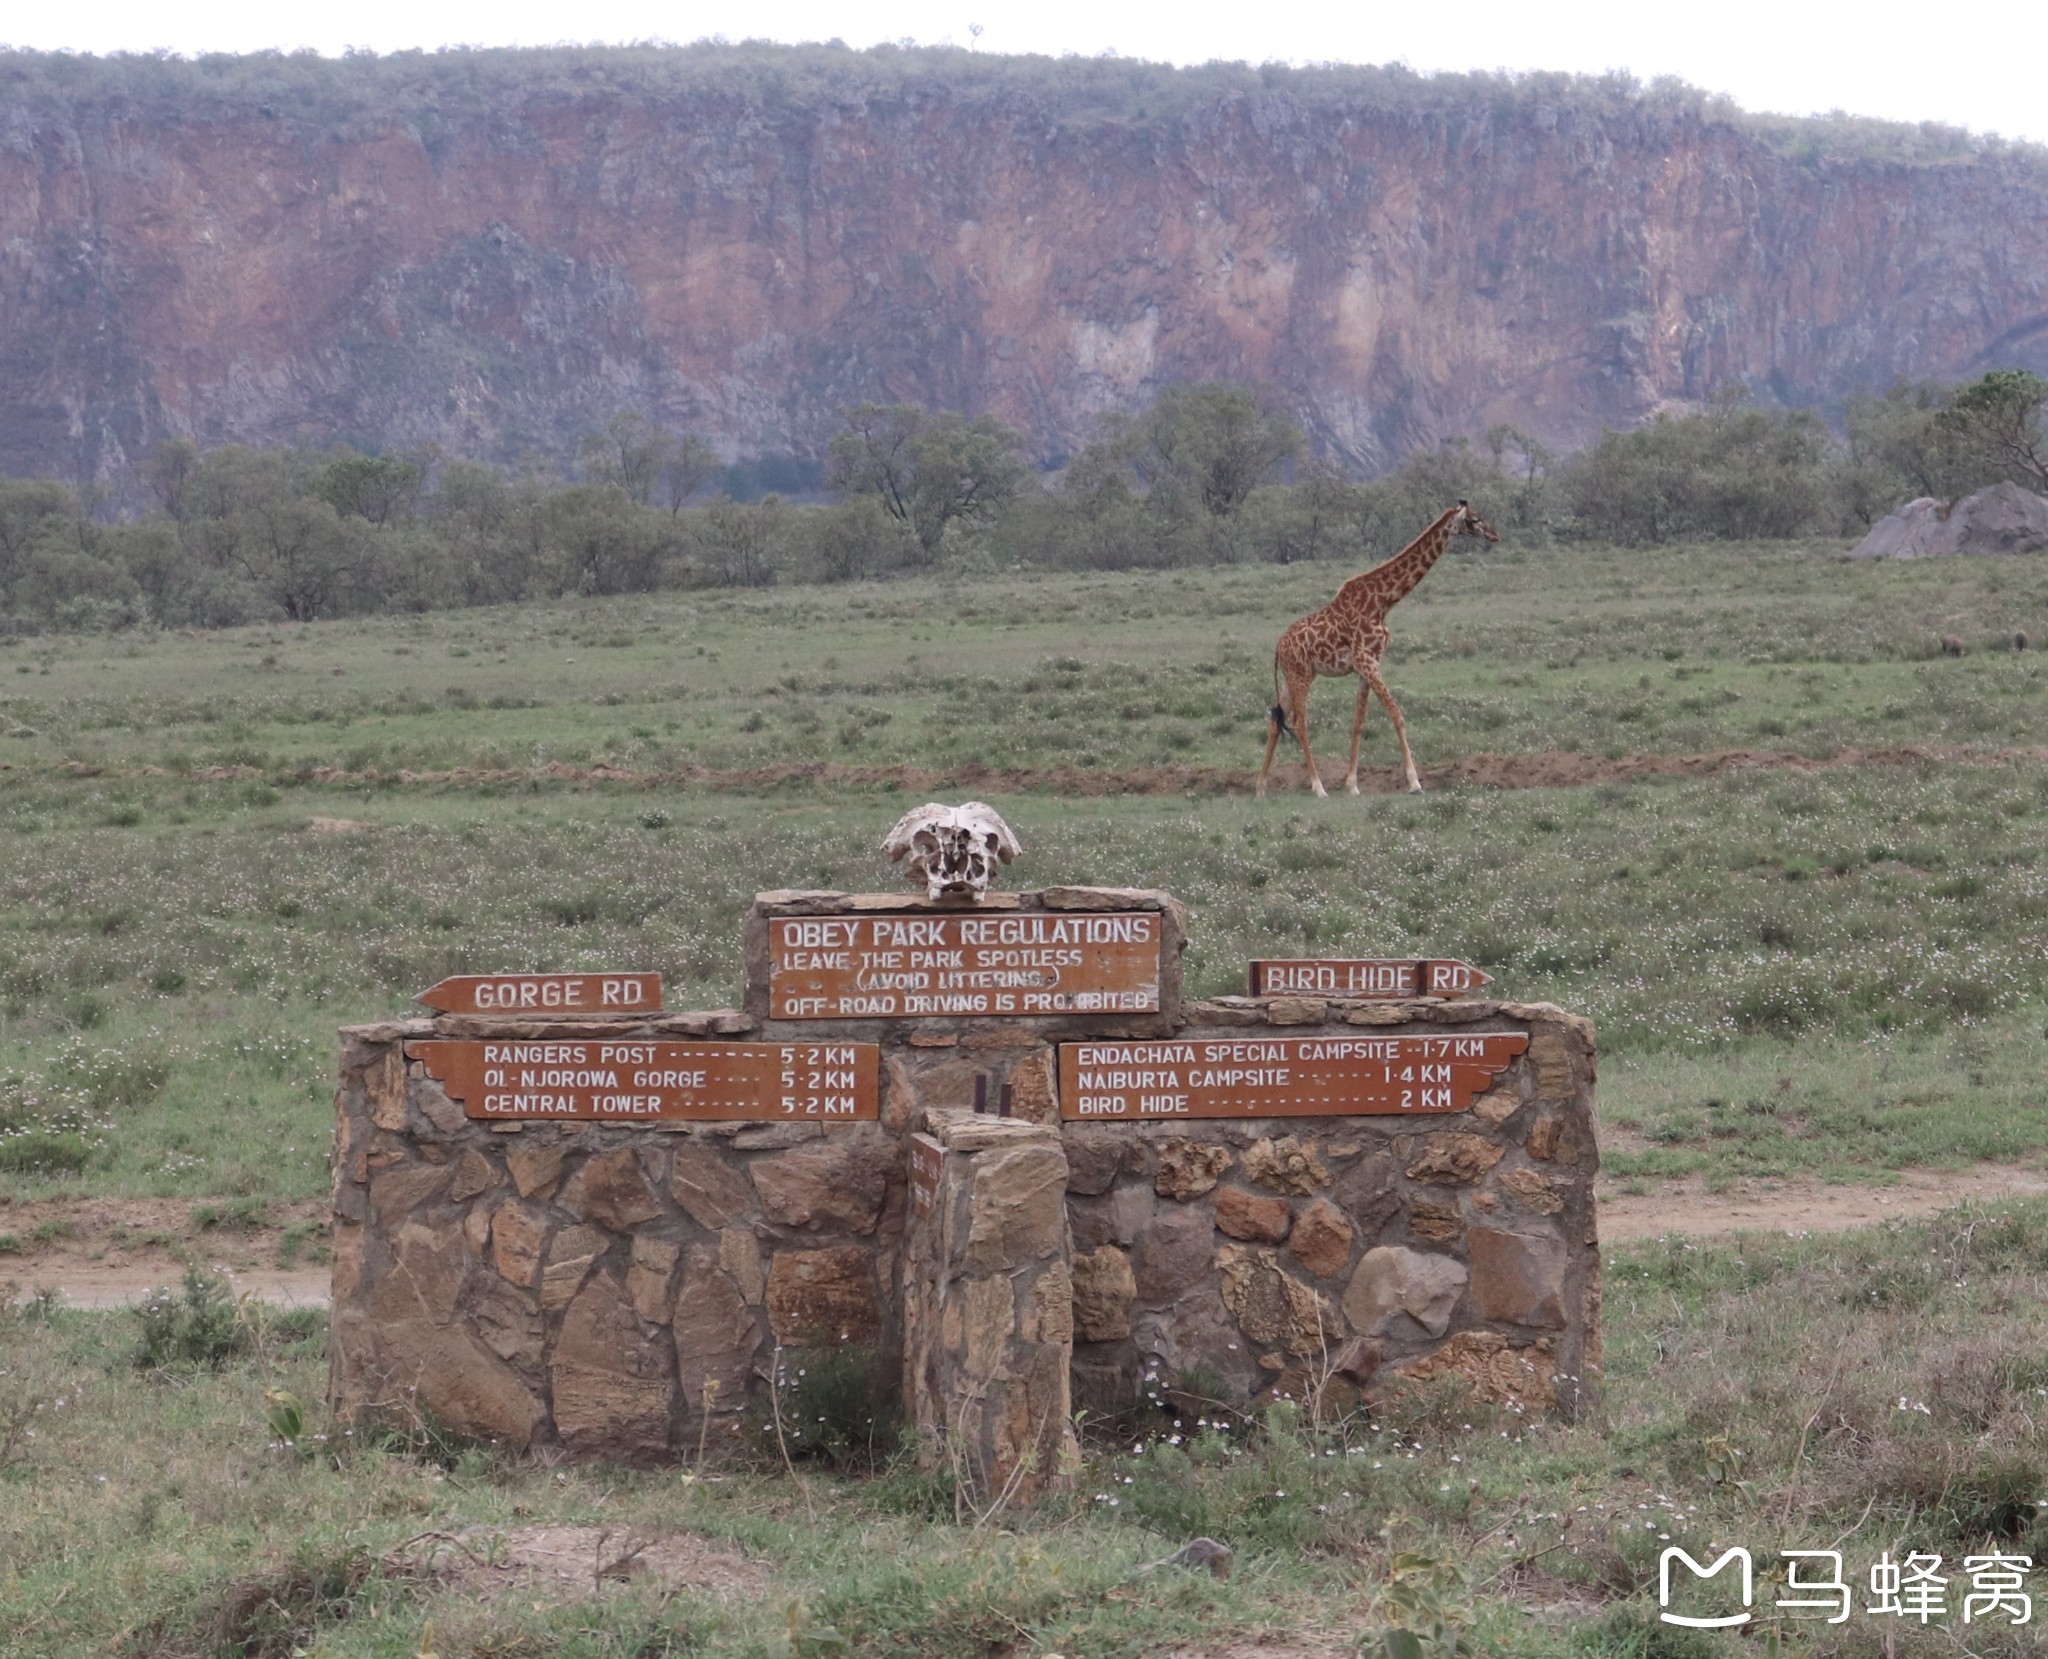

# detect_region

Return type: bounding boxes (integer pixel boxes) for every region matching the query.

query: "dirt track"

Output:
[11,1169,2048,1308]
[48,740,2045,799]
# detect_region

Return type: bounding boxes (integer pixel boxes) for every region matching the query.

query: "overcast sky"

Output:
[7,1,2045,146]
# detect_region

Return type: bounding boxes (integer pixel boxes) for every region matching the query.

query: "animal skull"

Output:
[881,802,1022,901]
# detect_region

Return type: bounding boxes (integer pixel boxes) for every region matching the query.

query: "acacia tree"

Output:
[826,404,1029,561]
[1937,370,2048,490]
[1104,383,1304,518]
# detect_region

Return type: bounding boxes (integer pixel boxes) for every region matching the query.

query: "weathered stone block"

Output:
[561,1149,663,1230]
[553,1272,674,1460]
[675,1243,762,1416]
[1288,1198,1355,1277]
[1215,1186,1292,1243]
[751,1132,894,1233]
[1498,1168,1566,1215]
[472,1278,543,1365]
[1343,1246,1467,1339]
[490,1202,548,1290]
[368,1046,408,1131]
[448,1149,499,1203]
[1006,1050,1058,1124]
[1025,1260,1075,1346]
[1242,1136,1330,1194]
[628,1234,682,1323]
[719,1226,765,1303]
[1217,1244,1338,1356]
[1528,1030,1575,1102]
[963,1143,1068,1273]
[505,1145,565,1200]
[541,1224,610,1312]
[1409,1201,1464,1244]
[1061,1129,1126,1196]
[669,1145,758,1230]
[369,1320,545,1449]
[1389,1330,1556,1410]
[1154,1140,1232,1200]
[1134,1205,1214,1303]
[1405,1134,1506,1186]
[766,1246,880,1345]
[1524,1115,1562,1161]
[1467,1227,1566,1329]
[369,1161,452,1223]
[1072,1247,1137,1342]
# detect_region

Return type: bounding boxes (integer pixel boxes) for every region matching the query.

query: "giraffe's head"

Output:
[1452,500,1501,543]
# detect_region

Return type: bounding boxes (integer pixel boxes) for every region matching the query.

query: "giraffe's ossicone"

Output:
[1257,502,1500,799]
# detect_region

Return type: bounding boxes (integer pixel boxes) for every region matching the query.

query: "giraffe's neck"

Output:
[1335,508,1459,617]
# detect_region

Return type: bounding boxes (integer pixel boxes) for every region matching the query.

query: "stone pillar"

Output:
[904,1109,1076,1511]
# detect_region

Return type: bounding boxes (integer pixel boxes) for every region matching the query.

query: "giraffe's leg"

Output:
[1343,679,1372,796]
[1286,673,1327,798]
[1256,703,1284,799]
[1362,663,1423,793]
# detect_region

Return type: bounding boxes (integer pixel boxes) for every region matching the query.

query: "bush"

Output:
[762,1344,900,1470]
[0,1129,93,1174]
[133,1267,249,1371]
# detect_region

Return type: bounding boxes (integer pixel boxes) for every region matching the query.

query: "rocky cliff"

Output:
[5,46,2047,493]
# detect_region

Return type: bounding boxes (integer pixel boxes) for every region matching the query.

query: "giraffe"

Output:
[1256,501,1500,799]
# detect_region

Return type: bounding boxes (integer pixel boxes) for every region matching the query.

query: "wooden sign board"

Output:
[415,973,663,1016]
[1248,959,1491,999]
[768,912,1162,1019]
[408,1039,878,1122]
[1057,1032,1528,1120]
[908,1133,944,1220]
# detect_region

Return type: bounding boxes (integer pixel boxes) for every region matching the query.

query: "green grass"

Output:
[8,1202,2048,1656]
[1,541,2046,1202]
[2,542,2047,781]
[2,542,2046,1653]
[0,771,2037,1198]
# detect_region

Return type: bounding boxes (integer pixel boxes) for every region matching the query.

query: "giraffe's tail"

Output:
[1268,652,1290,736]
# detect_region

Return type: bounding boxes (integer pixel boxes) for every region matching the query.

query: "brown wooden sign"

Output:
[407,1039,877,1122]
[908,1133,944,1220]
[1248,959,1492,999]
[1058,1031,1528,1120]
[768,912,1162,1019]
[415,973,663,1016]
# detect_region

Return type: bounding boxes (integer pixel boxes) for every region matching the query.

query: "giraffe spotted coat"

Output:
[1257,502,1500,798]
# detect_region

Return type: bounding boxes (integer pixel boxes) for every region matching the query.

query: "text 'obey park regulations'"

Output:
[769,911,1162,1018]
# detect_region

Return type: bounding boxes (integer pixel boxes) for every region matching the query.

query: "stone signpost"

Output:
[332,836,1599,1501]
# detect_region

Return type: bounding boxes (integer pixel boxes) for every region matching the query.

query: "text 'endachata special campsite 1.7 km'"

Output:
[5,35,2048,1659]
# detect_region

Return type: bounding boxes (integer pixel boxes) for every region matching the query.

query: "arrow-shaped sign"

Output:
[1248,959,1492,999]
[415,972,663,1016]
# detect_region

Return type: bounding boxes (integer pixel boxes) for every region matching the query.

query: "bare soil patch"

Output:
[15,1166,2048,1308]
[154,742,2048,799]
[386,1524,768,1603]
[1598,1163,2048,1242]
[0,1195,328,1307]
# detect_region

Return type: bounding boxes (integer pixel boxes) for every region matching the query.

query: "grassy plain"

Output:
[8,1205,2048,1657]
[3,538,2045,1201]
[3,538,2048,1655]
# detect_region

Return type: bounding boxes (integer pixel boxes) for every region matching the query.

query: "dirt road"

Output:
[11,1168,2048,1308]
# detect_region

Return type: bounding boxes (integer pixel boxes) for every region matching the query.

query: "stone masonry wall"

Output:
[903,1111,1077,1508]
[1066,997,1600,1422]
[328,887,1185,1460]
[329,886,1597,1464]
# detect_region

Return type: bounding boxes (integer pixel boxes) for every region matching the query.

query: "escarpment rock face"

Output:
[7,50,2048,492]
